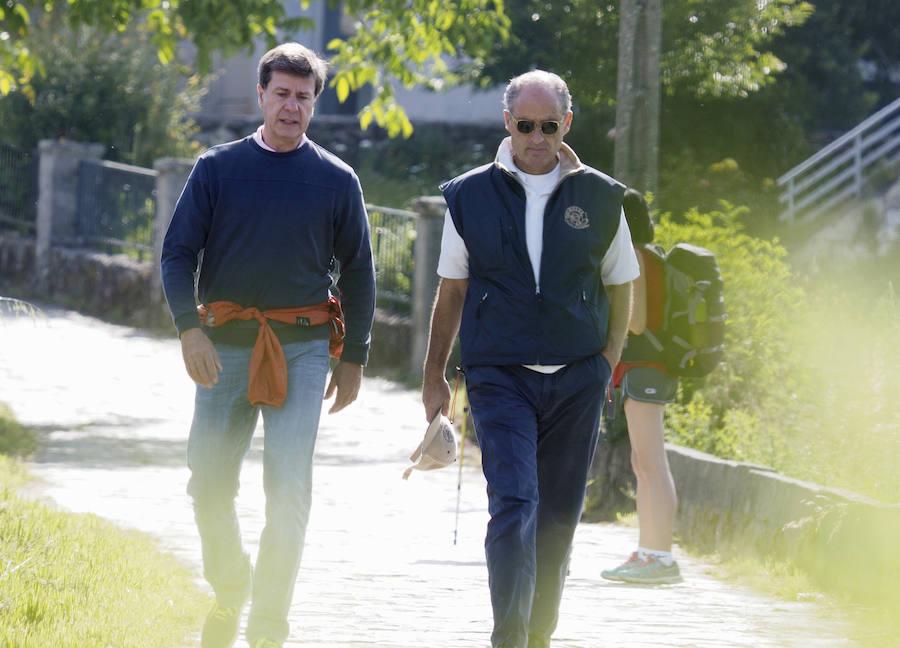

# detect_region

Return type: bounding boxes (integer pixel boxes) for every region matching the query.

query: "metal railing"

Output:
[0,143,38,234]
[73,159,158,259]
[366,203,417,314]
[778,96,900,222]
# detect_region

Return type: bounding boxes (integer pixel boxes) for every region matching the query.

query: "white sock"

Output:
[638,547,674,566]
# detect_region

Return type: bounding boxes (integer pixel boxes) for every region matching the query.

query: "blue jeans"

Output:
[186,338,330,643]
[465,355,610,648]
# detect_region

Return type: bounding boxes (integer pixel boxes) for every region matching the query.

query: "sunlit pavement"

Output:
[1,308,863,647]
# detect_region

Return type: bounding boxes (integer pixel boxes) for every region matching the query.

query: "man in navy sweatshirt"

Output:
[422,70,638,648]
[161,42,375,648]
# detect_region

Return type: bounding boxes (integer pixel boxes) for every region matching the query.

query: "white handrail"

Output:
[778,97,900,184]
[777,96,900,221]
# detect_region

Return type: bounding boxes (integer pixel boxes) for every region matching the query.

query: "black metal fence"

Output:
[0,143,38,234]
[2,138,420,314]
[74,158,158,260]
[367,204,417,314]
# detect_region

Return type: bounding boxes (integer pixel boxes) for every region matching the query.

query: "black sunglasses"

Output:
[510,116,561,135]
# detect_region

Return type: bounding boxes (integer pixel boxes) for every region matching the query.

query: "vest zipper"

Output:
[476,292,488,318]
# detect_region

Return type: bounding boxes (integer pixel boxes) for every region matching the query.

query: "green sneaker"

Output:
[600,551,642,581]
[251,639,283,648]
[618,556,683,584]
[200,600,243,648]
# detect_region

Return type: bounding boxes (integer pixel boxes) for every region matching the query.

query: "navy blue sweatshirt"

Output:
[161,136,375,366]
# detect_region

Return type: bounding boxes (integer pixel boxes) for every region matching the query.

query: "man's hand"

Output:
[180,327,222,388]
[422,374,451,423]
[601,347,620,373]
[325,361,363,414]
[602,281,633,373]
[421,277,467,422]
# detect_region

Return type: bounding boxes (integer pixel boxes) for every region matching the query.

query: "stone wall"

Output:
[586,441,900,607]
[0,234,412,373]
[1,234,170,329]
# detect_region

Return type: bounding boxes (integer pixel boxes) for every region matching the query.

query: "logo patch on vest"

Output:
[564,205,590,229]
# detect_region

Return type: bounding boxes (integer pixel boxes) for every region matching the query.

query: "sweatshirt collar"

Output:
[494,136,584,184]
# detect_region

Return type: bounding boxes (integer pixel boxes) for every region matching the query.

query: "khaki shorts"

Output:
[621,365,677,404]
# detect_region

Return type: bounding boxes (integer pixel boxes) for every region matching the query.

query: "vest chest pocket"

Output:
[466,221,509,273]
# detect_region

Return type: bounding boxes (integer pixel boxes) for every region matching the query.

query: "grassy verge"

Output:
[0,455,209,648]
[0,403,38,458]
[692,550,899,648]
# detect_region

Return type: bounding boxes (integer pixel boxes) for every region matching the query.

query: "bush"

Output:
[0,13,205,167]
[654,203,802,468]
[653,203,899,503]
[779,258,900,500]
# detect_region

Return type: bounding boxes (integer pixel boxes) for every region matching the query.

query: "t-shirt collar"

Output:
[253,125,307,152]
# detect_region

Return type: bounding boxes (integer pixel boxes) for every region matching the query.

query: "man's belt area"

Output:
[197,297,345,407]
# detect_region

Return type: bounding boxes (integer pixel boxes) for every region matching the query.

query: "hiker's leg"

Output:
[246,339,330,644]
[466,365,541,648]
[187,344,258,607]
[528,354,609,644]
[626,398,676,552]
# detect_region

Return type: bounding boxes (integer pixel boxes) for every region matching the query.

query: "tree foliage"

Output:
[0,0,509,138]
[0,14,204,166]
[473,0,892,224]
[328,0,510,137]
[658,0,812,99]
[478,0,811,150]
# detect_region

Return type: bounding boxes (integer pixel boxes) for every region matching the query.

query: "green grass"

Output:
[0,456,209,647]
[0,403,39,458]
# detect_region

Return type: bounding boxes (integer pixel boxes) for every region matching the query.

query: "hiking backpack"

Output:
[642,243,726,377]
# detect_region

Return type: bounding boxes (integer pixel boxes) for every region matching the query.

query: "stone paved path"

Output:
[0,309,864,647]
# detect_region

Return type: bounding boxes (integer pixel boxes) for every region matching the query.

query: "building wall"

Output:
[192,0,504,127]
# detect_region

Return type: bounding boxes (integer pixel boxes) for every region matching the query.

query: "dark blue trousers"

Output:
[465,355,611,648]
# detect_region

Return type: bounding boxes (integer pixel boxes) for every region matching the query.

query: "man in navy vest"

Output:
[422,70,638,648]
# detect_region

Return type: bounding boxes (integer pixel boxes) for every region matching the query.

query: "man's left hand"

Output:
[325,361,363,414]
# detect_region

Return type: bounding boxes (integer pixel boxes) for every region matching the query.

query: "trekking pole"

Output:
[453,381,469,546]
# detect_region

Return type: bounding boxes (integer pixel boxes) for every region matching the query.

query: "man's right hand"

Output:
[180,327,222,388]
[420,277,467,423]
[422,374,451,423]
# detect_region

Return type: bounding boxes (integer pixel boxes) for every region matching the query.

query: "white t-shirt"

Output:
[252,125,307,151]
[437,139,639,372]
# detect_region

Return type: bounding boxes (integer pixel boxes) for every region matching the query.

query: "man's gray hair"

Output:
[258,42,329,97]
[503,70,572,116]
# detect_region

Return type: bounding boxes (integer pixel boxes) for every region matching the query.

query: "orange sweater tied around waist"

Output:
[197,297,344,408]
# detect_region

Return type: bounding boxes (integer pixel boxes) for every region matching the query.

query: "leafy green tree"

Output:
[0,0,509,138]
[658,0,900,231]
[478,0,811,162]
[0,14,204,166]
[473,0,893,226]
